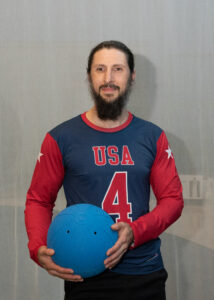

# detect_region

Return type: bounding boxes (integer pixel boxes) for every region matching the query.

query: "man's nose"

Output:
[104,69,114,83]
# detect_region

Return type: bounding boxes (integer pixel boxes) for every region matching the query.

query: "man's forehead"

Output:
[92,48,128,66]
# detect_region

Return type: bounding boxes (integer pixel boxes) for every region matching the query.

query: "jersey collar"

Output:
[81,112,133,133]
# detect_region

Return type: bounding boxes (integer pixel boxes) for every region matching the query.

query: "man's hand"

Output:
[104,222,134,269]
[38,246,83,282]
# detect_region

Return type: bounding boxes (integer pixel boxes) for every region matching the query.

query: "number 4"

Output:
[102,172,132,222]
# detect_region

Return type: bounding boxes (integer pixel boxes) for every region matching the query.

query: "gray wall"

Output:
[0,1,213,299]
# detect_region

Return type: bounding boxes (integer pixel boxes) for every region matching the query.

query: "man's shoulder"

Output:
[48,114,83,139]
[132,115,163,137]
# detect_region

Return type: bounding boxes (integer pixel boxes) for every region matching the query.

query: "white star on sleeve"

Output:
[37,152,44,162]
[165,146,173,159]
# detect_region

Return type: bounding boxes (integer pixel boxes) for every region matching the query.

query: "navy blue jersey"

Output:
[25,112,183,275]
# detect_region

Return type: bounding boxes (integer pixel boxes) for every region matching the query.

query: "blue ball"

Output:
[47,204,118,278]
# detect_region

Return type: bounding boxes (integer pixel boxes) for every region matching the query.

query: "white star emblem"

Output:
[165,146,173,159]
[37,152,44,162]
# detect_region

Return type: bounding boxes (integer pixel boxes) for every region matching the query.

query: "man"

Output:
[25,41,183,300]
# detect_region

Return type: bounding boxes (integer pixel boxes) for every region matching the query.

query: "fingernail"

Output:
[78,278,84,282]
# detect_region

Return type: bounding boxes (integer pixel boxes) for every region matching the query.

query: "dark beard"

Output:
[89,78,133,120]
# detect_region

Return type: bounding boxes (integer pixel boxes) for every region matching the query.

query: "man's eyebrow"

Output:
[93,63,126,67]
[93,64,105,67]
[112,64,126,67]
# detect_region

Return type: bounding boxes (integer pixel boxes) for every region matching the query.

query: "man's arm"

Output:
[129,131,184,248]
[25,133,64,264]
[24,133,83,281]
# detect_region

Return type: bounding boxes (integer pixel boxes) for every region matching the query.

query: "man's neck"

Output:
[86,106,129,129]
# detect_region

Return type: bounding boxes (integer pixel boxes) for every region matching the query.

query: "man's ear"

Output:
[131,70,136,82]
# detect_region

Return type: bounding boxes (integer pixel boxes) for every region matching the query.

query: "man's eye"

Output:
[96,67,104,72]
[114,67,123,72]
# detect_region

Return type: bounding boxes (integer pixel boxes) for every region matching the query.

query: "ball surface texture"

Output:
[47,204,118,278]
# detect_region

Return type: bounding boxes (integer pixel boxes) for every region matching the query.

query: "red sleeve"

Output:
[24,133,64,265]
[129,131,183,248]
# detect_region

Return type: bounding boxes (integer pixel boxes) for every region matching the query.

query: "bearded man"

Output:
[25,41,183,300]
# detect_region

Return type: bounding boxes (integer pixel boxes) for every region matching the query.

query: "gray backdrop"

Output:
[0,1,213,299]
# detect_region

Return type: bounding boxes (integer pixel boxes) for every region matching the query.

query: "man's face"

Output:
[88,48,135,120]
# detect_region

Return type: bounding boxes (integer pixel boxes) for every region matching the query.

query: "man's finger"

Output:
[105,250,126,269]
[45,259,75,274]
[48,269,83,281]
[106,241,121,256]
[105,246,127,266]
[111,222,121,231]
[46,248,55,256]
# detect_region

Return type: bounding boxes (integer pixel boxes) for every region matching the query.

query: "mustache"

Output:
[99,83,120,91]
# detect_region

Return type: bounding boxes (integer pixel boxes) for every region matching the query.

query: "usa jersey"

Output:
[25,112,183,275]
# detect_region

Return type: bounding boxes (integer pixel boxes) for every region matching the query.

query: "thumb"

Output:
[111,222,121,231]
[46,248,55,256]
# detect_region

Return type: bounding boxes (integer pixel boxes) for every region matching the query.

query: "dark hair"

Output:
[87,40,135,74]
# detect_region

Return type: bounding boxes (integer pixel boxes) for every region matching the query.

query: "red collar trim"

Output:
[81,112,133,133]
